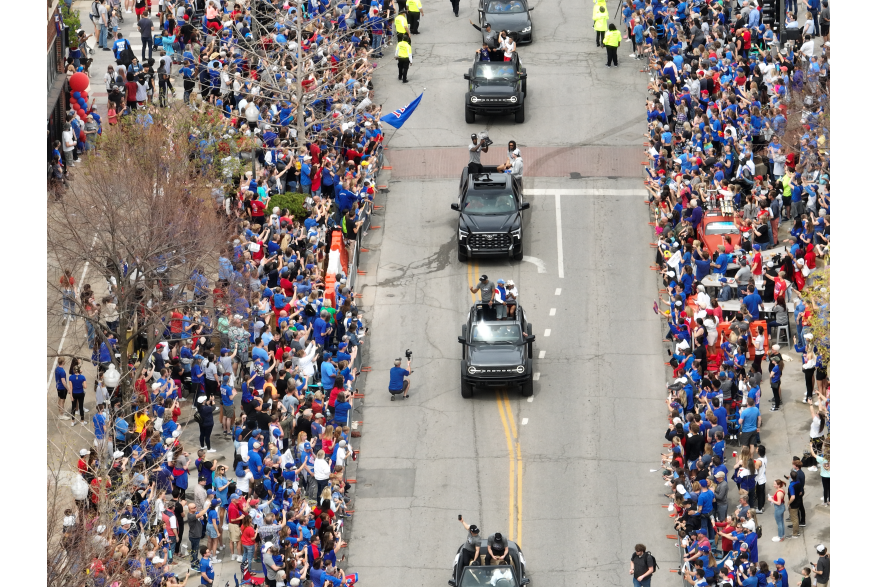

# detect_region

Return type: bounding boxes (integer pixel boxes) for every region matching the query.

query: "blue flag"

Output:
[379,93,423,129]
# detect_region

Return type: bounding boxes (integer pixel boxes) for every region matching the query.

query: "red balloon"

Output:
[76,109,86,120]
[69,72,89,93]
[81,92,89,99]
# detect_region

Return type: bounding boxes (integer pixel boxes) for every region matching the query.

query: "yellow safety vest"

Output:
[406,0,422,13]
[397,41,412,59]
[593,10,608,32]
[394,14,408,33]
[603,30,622,47]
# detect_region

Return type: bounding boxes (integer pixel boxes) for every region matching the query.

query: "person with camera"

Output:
[388,354,412,401]
[468,133,490,177]
[195,395,217,453]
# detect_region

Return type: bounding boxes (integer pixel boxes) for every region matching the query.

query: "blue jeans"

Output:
[371,33,383,55]
[242,544,255,566]
[86,320,96,347]
[633,576,652,587]
[99,24,108,48]
[773,503,786,539]
[62,291,75,318]
[141,37,153,61]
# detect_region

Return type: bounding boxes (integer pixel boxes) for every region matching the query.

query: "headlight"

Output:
[468,366,478,375]
[515,365,526,374]
[508,96,518,103]
[470,96,479,103]
[522,26,531,33]
[510,227,521,239]
[459,228,469,241]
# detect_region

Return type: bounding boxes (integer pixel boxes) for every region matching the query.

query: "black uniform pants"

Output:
[596,30,605,47]
[409,11,420,33]
[397,57,410,81]
[605,45,618,66]
[450,0,460,15]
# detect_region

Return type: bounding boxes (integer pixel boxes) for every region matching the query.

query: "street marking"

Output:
[555,193,564,279]
[532,372,540,380]
[494,390,516,541]
[501,391,523,546]
[543,329,551,337]
[555,288,562,295]
[538,350,546,359]
[549,308,556,316]
[521,418,528,425]
[524,188,650,196]
[521,255,547,273]
[47,235,98,391]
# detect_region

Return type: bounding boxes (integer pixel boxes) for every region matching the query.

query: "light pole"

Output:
[245,101,259,176]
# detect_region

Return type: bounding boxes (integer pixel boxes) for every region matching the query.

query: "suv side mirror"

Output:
[451,203,460,211]
[463,73,471,80]
[520,202,530,211]
[521,578,531,585]
[458,336,468,345]
[526,334,536,343]
[519,73,527,79]
[528,7,534,10]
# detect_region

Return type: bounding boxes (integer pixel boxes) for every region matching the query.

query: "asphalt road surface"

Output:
[344,4,678,586]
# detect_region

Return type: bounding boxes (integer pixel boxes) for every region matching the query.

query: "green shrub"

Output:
[61,6,82,48]
[268,193,309,221]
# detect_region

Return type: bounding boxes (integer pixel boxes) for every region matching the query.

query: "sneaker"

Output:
[72,420,78,427]
[754,509,763,514]
[770,407,779,411]
[200,446,207,450]
[59,415,72,420]
[802,397,809,403]
[808,466,818,472]
[390,395,395,401]
[207,449,217,453]
[211,558,222,564]
[83,407,90,413]
[771,536,782,542]
[789,534,801,539]
[800,523,807,527]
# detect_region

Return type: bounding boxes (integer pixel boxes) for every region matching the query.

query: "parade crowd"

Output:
[51,1,416,587]
[634,0,830,585]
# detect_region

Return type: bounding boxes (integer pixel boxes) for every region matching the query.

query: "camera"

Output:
[478,131,493,146]
[405,349,412,359]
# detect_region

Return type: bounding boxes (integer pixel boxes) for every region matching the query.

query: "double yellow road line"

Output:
[466,259,523,546]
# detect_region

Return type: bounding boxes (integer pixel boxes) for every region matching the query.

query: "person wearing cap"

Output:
[470,274,496,309]
[388,356,412,400]
[812,544,829,585]
[468,133,490,177]
[457,516,481,568]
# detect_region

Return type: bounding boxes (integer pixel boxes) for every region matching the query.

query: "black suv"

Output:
[452,170,529,262]
[458,303,535,398]
[464,54,527,123]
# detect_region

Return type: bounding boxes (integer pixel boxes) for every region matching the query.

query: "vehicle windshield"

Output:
[703,221,740,236]
[463,192,517,215]
[472,323,522,343]
[473,63,517,80]
[460,566,517,587]
[486,0,527,14]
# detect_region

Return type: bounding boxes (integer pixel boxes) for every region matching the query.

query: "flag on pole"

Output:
[379,93,423,129]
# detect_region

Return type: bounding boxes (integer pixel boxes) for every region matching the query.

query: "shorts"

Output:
[228,523,241,542]
[739,430,757,447]
[815,368,827,381]
[222,404,235,418]
[206,524,219,539]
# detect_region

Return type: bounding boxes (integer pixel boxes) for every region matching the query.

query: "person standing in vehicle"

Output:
[470,275,496,306]
[457,516,481,567]
[467,134,489,176]
[603,23,622,67]
[406,0,424,34]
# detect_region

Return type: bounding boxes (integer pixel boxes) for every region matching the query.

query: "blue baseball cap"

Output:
[774,558,785,565]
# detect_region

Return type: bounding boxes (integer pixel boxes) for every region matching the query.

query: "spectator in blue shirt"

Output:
[741,285,764,320]
[738,397,761,453]
[710,245,730,276]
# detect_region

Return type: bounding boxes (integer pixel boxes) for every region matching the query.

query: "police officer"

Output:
[406,0,424,34]
[603,23,622,67]
[450,0,460,17]
[395,37,413,83]
[394,8,411,42]
[593,1,608,48]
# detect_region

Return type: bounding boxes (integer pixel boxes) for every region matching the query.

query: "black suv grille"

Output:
[475,97,512,103]
[469,233,511,249]
[470,366,524,377]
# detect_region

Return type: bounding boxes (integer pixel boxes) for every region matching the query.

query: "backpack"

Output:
[252,477,268,499]
[91,1,100,20]
[193,406,203,424]
[646,551,659,571]
[304,303,317,317]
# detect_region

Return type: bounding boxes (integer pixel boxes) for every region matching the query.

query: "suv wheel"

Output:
[514,101,525,123]
[461,377,474,398]
[521,378,533,397]
[513,248,524,261]
[458,249,468,262]
[465,108,475,124]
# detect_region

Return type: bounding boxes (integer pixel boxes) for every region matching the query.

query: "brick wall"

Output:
[48,2,59,52]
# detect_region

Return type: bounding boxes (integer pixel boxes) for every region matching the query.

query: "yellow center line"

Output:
[494,390,516,541]
[501,390,523,546]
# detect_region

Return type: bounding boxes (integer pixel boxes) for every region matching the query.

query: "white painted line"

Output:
[555,193,564,279]
[521,255,547,273]
[521,418,528,425]
[532,372,540,381]
[554,288,562,296]
[543,329,551,337]
[549,308,556,316]
[131,45,143,50]
[527,396,534,402]
[538,350,546,359]
[524,188,650,196]
[46,235,98,390]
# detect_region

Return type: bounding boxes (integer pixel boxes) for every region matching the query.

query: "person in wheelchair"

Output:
[488,532,509,565]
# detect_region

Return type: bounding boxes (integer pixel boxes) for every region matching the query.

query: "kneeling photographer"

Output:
[389,350,413,401]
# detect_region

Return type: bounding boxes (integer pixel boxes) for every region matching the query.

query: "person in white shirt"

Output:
[800,34,815,57]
